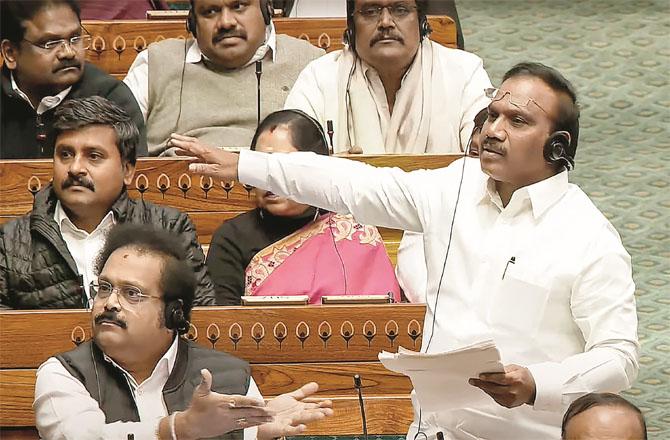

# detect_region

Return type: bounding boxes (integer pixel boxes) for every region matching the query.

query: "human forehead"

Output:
[355,0,417,7]
[195,0,259,9]
[55,125,120,154]
[22,4,81,40]
[497,76,561,120]
[99,247,164,294]
[256,127,298,154]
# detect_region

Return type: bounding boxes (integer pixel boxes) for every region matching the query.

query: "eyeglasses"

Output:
[22,34,92,52]
[355,3,418,21]
[90,280,160,309]
[485,87,548,114]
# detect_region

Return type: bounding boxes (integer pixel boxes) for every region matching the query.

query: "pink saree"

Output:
[245,213,401,304]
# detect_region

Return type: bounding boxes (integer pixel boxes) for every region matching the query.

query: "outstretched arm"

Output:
[172,134,443,233]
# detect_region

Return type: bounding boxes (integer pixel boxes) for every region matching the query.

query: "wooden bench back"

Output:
[0,154,460,262]
[0,305,425,436]
[81,16,457,78]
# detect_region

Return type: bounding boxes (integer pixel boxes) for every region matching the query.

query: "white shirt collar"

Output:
[10,71,72,115]
[103,335,180,390]
[478,169,569,218]
[186,21,277,66]
[53,200,116,235]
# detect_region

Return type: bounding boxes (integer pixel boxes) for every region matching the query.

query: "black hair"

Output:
[250,109,329,156]
[344,0,432,51]
[1,0,81,43]
[95,224,196,329]
[561,393,647,440]
[53,96,139,165]
[502,62,580,158]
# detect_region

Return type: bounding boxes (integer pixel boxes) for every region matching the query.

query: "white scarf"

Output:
[335,39,438,154]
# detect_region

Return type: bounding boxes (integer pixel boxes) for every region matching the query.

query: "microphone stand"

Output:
[353,374,368,440]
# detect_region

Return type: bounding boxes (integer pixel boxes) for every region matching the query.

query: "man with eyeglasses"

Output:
[284,0,490,154]
[0,0,147,159]
[173,62,639,439]
[0,96,217,309]
[34,223,333,439]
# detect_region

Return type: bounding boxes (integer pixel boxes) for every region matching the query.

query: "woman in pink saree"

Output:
[206,110,401,305]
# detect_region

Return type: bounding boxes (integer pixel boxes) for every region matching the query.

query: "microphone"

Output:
[326,120,334,154]
[353,374,368,440]
[255,60,263,127]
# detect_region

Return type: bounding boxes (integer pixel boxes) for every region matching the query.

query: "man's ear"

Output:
[1,39,19,70]
[122,161,136,186]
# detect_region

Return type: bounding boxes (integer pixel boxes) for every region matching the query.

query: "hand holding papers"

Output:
[378,340,504,411]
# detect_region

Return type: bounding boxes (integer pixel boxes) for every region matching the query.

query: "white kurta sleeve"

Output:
[123,50,150,122]
[238,150,451,233]
[527,223,639,412]
[34,357,161,440]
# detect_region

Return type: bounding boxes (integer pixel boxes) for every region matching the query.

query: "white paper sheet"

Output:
[379,340,504,411]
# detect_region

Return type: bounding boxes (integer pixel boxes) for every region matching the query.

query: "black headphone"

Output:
[286,108,330,155]
[164,298,190,334]
[543,131,575,171]
[343,0,431,51]
[187,0,273,37]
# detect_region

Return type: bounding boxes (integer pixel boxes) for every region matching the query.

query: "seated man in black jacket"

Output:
[0,96,216,308]
[34,223,333,439]
[0,0,147,158]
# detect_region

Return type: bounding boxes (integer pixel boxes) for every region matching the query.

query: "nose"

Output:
[103,290,122,312]
[68,154,87,176]
[57,41,76,59]
[481,115,506,142]
[378,6,395,28]
[217,7,237,30]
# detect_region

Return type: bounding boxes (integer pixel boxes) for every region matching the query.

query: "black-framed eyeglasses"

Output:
[90,280,160,308]
[355,3,418,21]
[485,87,548,114]
[22,34,92,52]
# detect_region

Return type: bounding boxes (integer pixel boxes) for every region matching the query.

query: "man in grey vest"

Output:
[124,0,324,156]
[34,223,333,439]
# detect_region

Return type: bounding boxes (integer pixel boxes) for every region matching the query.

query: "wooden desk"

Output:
[0,304,426,437]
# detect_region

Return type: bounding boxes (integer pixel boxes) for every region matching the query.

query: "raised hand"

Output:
[257,382,334,439]
[169,133,240,181]
[176,369,274,439]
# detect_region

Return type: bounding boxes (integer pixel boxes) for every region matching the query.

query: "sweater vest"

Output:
[56,339,251,440]
[146,35,324,155]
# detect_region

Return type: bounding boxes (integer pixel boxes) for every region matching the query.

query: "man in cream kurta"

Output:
[172,63,639,440]
[284,0,491,154]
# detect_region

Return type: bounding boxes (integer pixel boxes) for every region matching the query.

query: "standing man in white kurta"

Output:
[284,0,491,154]
[173,62,639,440]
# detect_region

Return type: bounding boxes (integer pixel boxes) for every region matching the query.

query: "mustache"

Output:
[213,29,246,43]
[53,59,81,73]
[370,32,404,46]
[62,174,95,191]
[481,137,504,154]
[94,310,127,329]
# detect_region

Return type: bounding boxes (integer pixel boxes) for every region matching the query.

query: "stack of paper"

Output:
[379,340,504,411]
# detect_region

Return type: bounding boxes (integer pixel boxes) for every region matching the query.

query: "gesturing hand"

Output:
[469,364,536,408]
[257,382,334,440]
[169,133,240,181]
[178,369,273,440]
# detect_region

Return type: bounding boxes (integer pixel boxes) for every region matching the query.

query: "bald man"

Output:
[562,393,647,440]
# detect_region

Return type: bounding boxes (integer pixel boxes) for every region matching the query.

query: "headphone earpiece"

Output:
[187,0,272,37]
[187,2,197,37]
[165,299,189,334]
[544,131,574,171]
[261,0,273,26]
